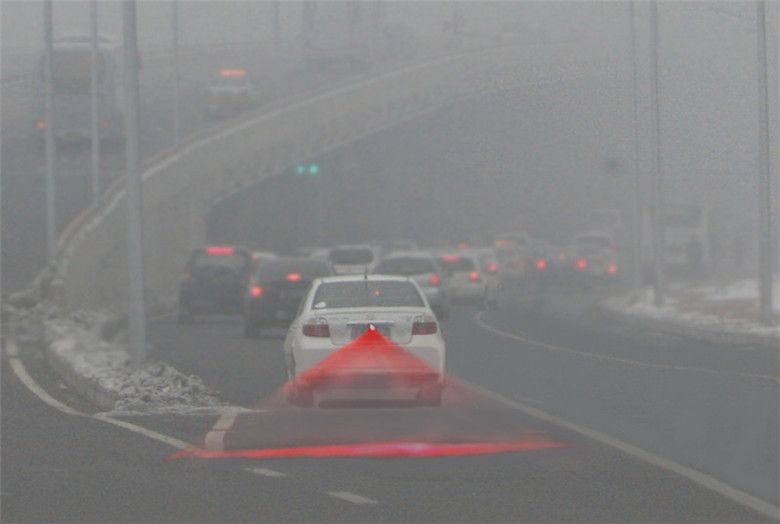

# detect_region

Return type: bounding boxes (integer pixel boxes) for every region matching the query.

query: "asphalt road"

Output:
[2,286,777,522]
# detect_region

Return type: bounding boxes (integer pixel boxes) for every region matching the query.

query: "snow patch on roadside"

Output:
[16,303,227,414]
[614,278,780,339]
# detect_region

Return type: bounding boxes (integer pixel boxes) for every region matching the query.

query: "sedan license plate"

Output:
[351,324,391,340]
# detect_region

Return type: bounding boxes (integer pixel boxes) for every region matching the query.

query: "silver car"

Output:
[283,274,446,408]
[373,251,450,321]
[437,250,499,310]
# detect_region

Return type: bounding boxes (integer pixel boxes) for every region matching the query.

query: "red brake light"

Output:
[429,274,441,286]
[250,285,263,297]
[488,263,498,273]
[442,254,459,263]
[207,246,235,255]
[536,259,547,270]
[608,264,619,274]
[469,271,481,282]
[412,315,438,335]
[302,318,330,337]
[287,273,302,282]
[36,121,46,129]
[576,259,588,270]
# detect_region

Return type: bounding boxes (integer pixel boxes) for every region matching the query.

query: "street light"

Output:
[123,0,146,370]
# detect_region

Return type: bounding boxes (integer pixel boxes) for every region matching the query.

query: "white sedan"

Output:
[283,274,446,408]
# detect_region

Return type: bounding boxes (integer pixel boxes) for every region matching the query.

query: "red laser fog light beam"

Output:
[289,325,440,392]
[169,439,568,460]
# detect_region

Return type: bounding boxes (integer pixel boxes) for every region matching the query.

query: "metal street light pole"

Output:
[172,0,181,145]
[756,0,774,326]
[123,0,146,370]
[650,0,666,307]
[44,0,57,266]
[629,0,644,293]
[273,0,280,48]
[90,0,101,204]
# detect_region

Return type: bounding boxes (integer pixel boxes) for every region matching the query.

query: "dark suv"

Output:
[243,257,333,338]
[178,246,253,324]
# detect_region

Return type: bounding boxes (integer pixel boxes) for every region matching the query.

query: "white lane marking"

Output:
[244,467,287,478]
[326,492,378,505]
[92,413,190,450]
[204,430,225,452]
[475,312,779,382]
[204,409,241,451]
[452,376,780,521]
[212,410,240,431]
[7,331,197,452]
[6,337,81,417]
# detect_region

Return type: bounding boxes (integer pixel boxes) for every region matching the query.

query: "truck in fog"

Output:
[33,35,126,144]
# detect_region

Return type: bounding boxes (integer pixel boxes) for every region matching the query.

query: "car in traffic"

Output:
[437,250,499,310]
[470,247,502,287]
[283,274,446,407]
[243,257,333,338]
[571,232,620,284]
[529,244,578,291]
[204,68,259,120]
[492,233,534,285]
[250,250,277,272]
[373,251,450,320]
[178,246,253,323]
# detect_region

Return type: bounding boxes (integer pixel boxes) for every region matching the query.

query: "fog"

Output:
[2,4,779,518]
[1,1,778,288]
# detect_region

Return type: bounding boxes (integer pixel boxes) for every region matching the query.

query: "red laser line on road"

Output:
[169,439,568,460]
[168,326,570,461]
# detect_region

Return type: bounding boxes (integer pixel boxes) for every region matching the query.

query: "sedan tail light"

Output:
[487,263,498,273]
[250,285,263,297]
[576,259,588,270]
[536,259,547,270]
[608,264,619,274]
[412,315,438,335]
[302,317,330,337]
[469,271,481,282]
[429,274,441,286]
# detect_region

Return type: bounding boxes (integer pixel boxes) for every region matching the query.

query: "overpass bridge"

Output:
[4,36,622,315]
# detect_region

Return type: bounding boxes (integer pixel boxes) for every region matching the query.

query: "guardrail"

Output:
[49,39,619,315]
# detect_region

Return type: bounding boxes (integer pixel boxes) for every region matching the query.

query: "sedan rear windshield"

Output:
[256,259,332,281]
[312,281,425,309]
[375,257,436,276]
[329,248,374,265]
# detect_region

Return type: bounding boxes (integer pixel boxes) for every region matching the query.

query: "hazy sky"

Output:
[2,1,777,241]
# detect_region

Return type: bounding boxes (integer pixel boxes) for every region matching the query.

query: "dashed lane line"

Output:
[326,492,378,505]
[244,467,287,478]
